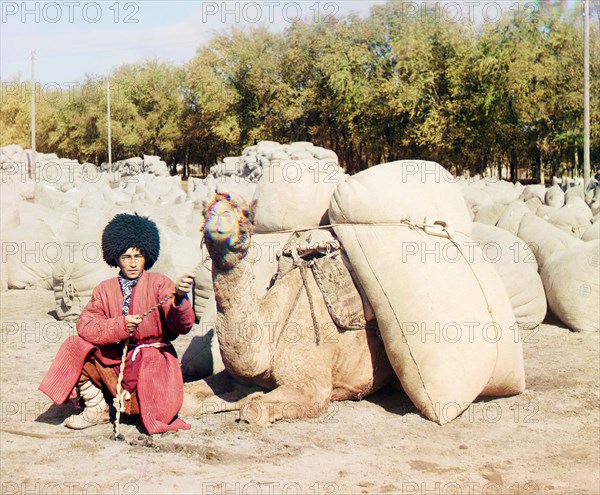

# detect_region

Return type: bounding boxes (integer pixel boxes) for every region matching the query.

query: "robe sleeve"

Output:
[156,275,195,335]
[77,284,130,345]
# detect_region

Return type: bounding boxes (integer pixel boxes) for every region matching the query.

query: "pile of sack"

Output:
[458,176,599,333]
[101,154,170,177]
[3,141,598,423]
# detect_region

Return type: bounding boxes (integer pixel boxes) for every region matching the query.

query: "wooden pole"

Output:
[30,50,36,179]
[107,79,112,166]
[583,0,590,186]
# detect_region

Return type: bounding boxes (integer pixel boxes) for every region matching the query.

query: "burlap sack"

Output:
[3,224,56,289]
[471,223,546,329]
[495,200,530,235]
[192,251,213,321]
[250,232,295,298]
[181,294,225,378]
[330,161,525,424]
[517,213,582,269]
[51,230,115,321]
[540,240,599,332]
[150,226,201,285]
[520,184,547,203]
[536,199,592,238]
[473,204,507,225]
[253,159,347,233]
[581,223,599,241]
[545,185,565,208]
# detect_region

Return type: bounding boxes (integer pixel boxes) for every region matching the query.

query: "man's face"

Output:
[117,247,145,279]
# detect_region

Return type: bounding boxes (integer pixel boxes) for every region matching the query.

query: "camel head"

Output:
[202,192,256,270]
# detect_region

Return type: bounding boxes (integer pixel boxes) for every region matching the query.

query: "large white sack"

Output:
[545,185,565,208]
[250,232,294,298]
[150,226,202,284]
[79,182,112,209]
[51,230,115,321]
[536,199,592,238]
[581,223,600,241]
[520,184,547,203]
[471,223,547,329]
[192,251,213,321]
[131,200,195,237]
[495,200,530,235]
[0,184,20,231]
[484,180,522,205]
[181,294,225,379]
[7,177,36,200]
[18,202,78,240]
[540,240,599,332]
[462,186,493,214]
[525,197,543,214]
[564,185,585,203]
[187,179,216,209]
[216,176,257,203]
[3,224,57,289]
[330,161,525,424]
[253,159,347,233]
[517,213,582,269]
[473,204,507,225]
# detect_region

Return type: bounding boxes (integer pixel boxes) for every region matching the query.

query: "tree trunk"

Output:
[509,149,518,183]
[184,141,190,179]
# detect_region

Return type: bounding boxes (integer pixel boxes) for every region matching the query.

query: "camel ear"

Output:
[246,199,258,224]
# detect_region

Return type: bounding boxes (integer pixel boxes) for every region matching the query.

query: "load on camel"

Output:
[181,192,395,425]
[183,160,526,425]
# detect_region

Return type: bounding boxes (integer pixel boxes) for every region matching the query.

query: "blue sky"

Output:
[1,1,387,84]
[1,1,585,85]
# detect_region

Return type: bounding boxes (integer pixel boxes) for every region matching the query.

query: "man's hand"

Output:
[125,314,142,333]
[175,273,194,304]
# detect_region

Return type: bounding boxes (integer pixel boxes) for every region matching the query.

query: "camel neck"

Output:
[212,255,271,378]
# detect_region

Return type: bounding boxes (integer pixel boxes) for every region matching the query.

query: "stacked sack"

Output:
[470,223,547,329]
[101,154,170,177]
[1,147,202,323]
[458,174,599,333]
[330,161,525,424]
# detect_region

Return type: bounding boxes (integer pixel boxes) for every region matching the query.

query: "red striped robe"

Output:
[39,271,195,434]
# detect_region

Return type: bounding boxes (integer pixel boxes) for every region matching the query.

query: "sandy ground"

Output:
[0,288,598,495]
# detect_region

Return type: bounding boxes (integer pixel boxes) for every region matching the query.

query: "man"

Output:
[39,213,195,434]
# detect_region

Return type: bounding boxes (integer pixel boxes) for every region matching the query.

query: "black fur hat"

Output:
[101,213,160,269]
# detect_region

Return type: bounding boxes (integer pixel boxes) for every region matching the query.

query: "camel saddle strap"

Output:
[309,257,367,331]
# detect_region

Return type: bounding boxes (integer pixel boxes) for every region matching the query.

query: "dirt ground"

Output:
[1,288,598,495]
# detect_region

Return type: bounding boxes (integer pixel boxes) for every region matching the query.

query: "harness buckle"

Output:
[423,217,454,239]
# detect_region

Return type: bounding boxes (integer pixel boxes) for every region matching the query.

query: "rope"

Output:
[255,219,469,237]
[275,281,304,349]
[111,254,211,440]
[112,289,176,441]
[299,263,320,346]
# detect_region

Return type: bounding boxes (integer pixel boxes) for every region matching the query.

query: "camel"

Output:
[181,193,394,425]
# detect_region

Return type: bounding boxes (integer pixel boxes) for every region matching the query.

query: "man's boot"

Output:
[64,381,110,429]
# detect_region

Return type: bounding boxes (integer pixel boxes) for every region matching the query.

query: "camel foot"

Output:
[239,397,273,427]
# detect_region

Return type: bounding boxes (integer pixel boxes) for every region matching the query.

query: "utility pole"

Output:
[583,0,590,187]
[107,79,112,167]
[30,50,36,179]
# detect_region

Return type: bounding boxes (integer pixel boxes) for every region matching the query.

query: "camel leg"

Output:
[238,383,332,426]
[181,371,264,418]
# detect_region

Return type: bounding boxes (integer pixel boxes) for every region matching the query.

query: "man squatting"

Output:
[39,213,196,434]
